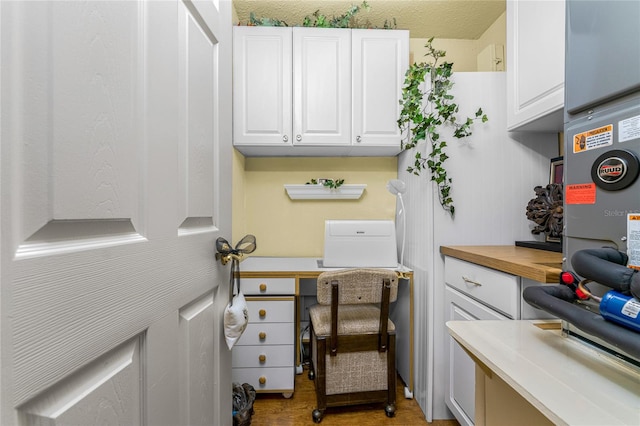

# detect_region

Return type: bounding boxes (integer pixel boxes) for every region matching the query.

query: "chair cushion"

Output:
[309,304,395,336]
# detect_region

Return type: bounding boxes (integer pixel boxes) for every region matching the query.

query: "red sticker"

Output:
[566,183,596,204]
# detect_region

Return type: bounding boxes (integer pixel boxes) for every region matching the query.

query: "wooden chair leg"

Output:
[308,323,315,380]
[312,336,327,423]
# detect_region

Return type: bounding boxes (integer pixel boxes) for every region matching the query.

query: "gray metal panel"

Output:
[563,95,640,281]
[565,0,640,116]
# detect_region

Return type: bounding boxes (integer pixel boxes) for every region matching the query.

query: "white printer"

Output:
[322,220,398,268]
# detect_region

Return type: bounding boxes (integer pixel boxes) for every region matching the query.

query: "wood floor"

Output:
[248,368,460,426]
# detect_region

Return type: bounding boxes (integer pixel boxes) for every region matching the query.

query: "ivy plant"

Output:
[397,38,488,217]
[248,1,396,30]
[306,178,345,189]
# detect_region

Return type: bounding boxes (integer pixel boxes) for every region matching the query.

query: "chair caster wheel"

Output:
[312,409,324,423]
[385,403,396,418]
[308,369,315,380]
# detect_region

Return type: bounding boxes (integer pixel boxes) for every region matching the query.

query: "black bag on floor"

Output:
[232,382,256,426]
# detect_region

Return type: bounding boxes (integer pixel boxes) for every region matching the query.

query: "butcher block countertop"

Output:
[440,245,563,283]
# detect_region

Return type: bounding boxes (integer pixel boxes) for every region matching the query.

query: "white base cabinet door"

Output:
[444,256,554,426]
[445,287,509,426]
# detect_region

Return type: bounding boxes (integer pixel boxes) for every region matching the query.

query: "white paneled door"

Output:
[0,1,233,425]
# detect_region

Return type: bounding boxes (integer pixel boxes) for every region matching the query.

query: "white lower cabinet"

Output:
[232,277,295,396]
[444,256,552,426]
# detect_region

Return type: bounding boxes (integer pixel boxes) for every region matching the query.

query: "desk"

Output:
[238,257,414,396]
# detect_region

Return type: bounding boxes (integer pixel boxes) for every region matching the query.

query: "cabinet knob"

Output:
[259,376,266,385]
[259,309,266,318]
[356,135,362,143]
[259,283,267,292]
[259,354,266,363]
[282,135,288,142]
[296,134,302,142]
[259,331,266,340]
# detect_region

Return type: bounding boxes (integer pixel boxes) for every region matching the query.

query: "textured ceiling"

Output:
[232,0,506,40]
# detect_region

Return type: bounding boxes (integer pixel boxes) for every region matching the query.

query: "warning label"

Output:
[565,183,596,204]
[573,124,613,153]
[628,214,640,271]
[620,114,640,143]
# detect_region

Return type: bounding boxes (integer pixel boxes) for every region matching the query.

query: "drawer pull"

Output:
[462,276,482,286]
[259,354,266,363]
[259,376,267,385]
[259,331,266,340]
[259,309,266,317]
[259,283,267,292]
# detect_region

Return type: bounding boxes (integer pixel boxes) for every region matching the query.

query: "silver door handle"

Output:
[283,135,288,142]
[462,276,482,286]
[356,135,362,143]
[296,134,302,142]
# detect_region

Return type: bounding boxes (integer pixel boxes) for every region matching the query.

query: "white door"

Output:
[0,1,233,425]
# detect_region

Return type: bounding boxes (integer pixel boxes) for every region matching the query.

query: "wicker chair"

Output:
[307,268,398,423]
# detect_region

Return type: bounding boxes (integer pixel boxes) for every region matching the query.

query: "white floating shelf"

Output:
[284,184,366,200]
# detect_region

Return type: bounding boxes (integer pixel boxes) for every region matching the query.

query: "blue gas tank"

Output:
[599,291,640,333]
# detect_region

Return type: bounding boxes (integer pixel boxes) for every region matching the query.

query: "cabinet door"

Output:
[351,29,408,151]
[506,0,565,131]
[233,26,292,146]
[445,286,510,426]
[293,27,351,146]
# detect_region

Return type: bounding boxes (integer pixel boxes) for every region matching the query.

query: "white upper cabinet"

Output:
[233,26,409,156]
[352,29,409,153]
[233,26,292,147]
[507,0,565,132]
[293,27,351,147]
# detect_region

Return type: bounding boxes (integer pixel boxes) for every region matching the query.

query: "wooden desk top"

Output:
[440,245,562,283]
[237,257,412,280]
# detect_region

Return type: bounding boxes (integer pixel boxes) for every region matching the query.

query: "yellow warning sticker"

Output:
[573,124,613,153]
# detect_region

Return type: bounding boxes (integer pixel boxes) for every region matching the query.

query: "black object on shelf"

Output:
[515,240,562,253]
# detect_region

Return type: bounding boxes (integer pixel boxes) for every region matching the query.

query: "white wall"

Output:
[398,72,558,420]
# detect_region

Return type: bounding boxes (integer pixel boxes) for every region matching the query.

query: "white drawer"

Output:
[241,277,295,295]
[445,257,519,318]
[232,367,294,392]
[246,297,294,323]
[236,322,294,346]
[232,344,294,368]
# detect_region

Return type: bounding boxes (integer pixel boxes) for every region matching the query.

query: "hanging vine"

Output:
[397,38,488,217]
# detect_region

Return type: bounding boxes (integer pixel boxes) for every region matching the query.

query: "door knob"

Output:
[259,309,266,317]
[283,135,288,142]
[259,331,266,340]
[259,283,267,292]
[259,376,266,385]
[259,354,266,363]
[296,134,302,141]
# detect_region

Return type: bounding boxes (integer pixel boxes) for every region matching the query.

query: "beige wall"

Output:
[233,156,398,257]
[410,11,506,72]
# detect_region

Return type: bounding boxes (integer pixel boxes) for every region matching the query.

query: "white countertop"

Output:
[447,320,640,426]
